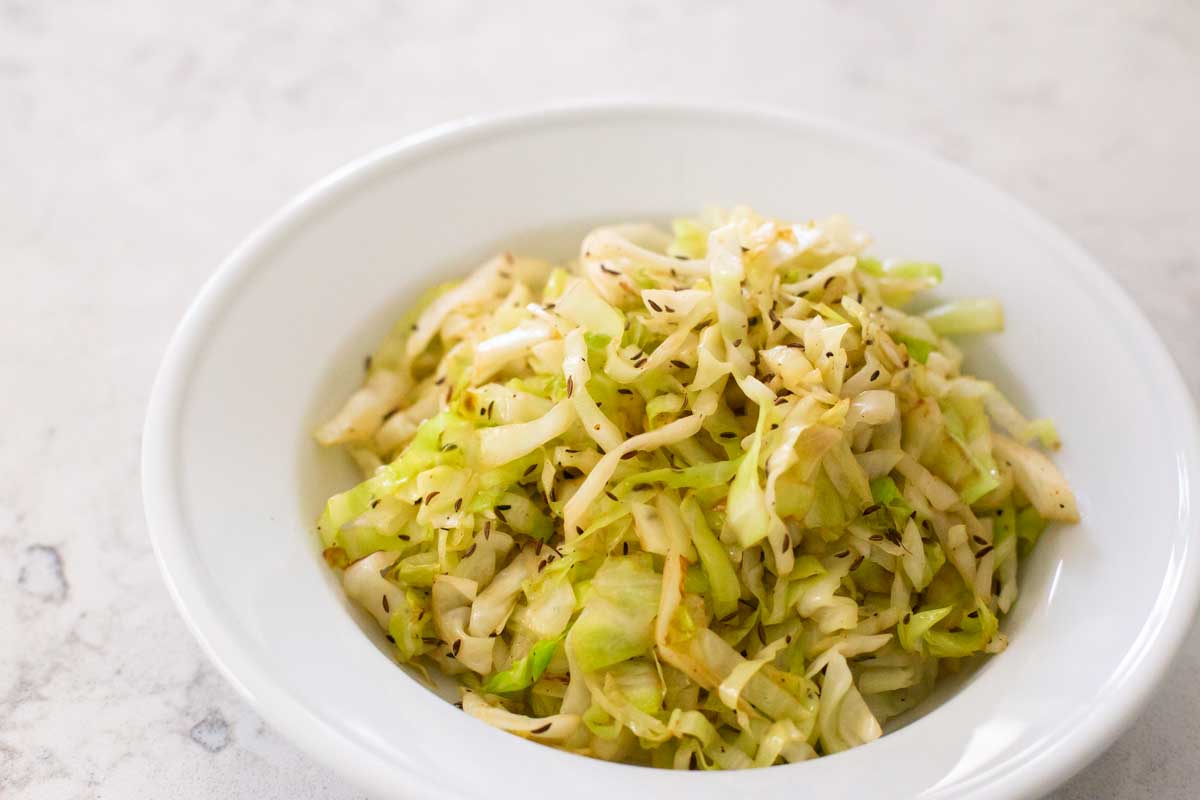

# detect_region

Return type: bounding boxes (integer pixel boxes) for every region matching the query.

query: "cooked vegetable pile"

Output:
[314,207,1078,768]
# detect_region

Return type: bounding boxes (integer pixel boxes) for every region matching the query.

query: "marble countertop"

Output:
[3,1,1198,797]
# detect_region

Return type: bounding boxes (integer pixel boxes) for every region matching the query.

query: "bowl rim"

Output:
[142,99,1200,800]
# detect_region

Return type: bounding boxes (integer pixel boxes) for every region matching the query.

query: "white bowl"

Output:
[143,103,1200,800]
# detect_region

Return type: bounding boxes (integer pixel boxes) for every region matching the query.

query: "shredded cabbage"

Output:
[314,207,1079,768]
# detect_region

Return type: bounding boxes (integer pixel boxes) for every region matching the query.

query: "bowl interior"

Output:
[146,106,1198,800]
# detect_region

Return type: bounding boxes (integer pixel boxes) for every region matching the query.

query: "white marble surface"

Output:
[2,1,1198,797]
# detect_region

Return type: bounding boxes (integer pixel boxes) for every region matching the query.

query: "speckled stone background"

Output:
[2,1,1198,798]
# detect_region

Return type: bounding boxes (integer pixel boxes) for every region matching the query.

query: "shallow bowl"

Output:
[143,103,1200,800]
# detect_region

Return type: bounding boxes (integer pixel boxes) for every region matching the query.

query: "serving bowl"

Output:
[143,103,1200,800]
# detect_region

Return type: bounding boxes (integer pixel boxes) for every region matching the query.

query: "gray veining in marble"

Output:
[2,1,1198,798]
